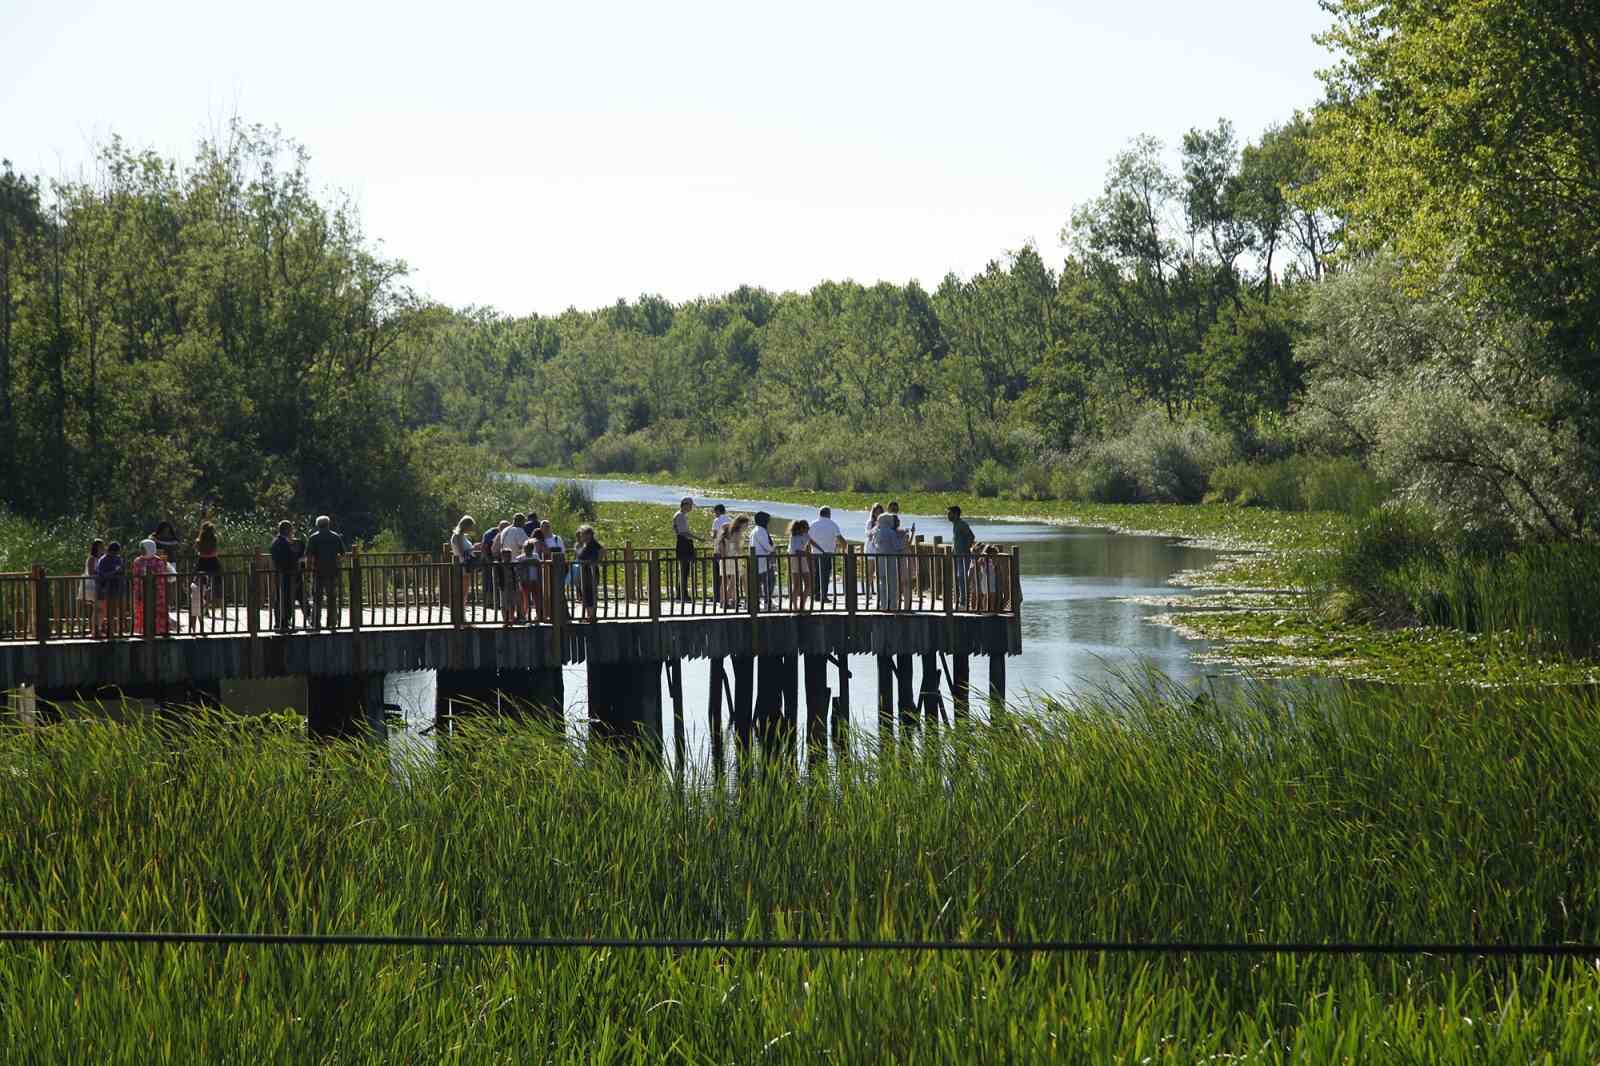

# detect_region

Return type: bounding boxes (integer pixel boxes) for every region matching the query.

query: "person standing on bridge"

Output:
[95,542,127,638]
[270,521,304,633]
[874,513,903,611]
[751,512,775,610]
[947,505,975,609]
[709,504,729,600]
[808,506,843,604]
[306,516,345,631]
[672,498,704,602]
[131,539,171,636]
[499,515,530,621]
[574,524,604,623]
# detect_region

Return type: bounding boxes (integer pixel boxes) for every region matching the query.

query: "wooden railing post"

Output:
[142,570,157,640]
[31,564,47,643]
[247,556,261,637]
[747,548,759,617]
[844,549,858,616]
[934,547,947,614]
[932,536,944,602]
[648,551,662,621]
[624,542,636,603]
[1009,546,1023,612]
[349,549,363,633]
[448,563,464,627]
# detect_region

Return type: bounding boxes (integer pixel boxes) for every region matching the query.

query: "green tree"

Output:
[1313,0,1600,498]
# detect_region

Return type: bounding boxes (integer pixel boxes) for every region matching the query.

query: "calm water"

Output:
[386,478,1233,763]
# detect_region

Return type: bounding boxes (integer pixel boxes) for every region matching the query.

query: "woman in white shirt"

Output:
[750,512,775,610]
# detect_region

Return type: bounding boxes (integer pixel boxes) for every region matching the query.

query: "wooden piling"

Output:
[708,656,726,775]
[804,654,829,767]
[953,653,970,721]
[988,653,1007,715]
[877,655,894,742]
[731,654,754,749]
[895,653,916,732]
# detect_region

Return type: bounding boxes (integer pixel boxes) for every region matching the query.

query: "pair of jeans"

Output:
[953,557,968,610]
[815,554,833,600]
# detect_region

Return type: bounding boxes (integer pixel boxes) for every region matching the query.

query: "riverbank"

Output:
[534,471,1600,685]
[5,684,1600,1061]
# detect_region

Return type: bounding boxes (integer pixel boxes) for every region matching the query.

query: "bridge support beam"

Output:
[876,656,894,742]
[494,667,565,726]
[308,672,385,741]
[988,653,1006,714]
[921,652,944,730]
[804,653,829,767]
[707,657,727,777]
[833,654,851,754]
[953,654,970,721]
[731,655,754,750]
[435,667,502,734]
[895,653,917,733]
[586,659,662,752]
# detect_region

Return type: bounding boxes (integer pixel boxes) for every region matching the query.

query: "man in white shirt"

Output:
[750,511,775,610]
[808,506,843,603]
[498,515,530,620]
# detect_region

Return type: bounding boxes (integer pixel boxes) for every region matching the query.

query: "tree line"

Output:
[2,0,1594,545]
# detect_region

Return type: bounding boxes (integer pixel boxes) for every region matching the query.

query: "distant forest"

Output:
[2,0,1595,544]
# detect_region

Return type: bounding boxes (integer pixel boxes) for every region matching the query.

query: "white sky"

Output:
[1,0,1330,315]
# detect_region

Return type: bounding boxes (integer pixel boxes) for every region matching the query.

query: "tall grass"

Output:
[4,682,1600,1059]
[1209,455,1390,516]
[1325,506,1600,658]
[1399,544,1600,658]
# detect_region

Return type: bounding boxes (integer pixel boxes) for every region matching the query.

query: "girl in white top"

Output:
[787,519,812,611]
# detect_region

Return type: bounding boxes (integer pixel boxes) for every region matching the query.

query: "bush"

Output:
[1324,504,1446,624]
[969,459,1010,498]
[1067,413,1235,504]
[1209,456,1390,515]
[1076,449,1144,503]
[1011,461,1057,501]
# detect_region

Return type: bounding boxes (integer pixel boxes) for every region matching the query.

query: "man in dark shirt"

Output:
[306,515,345,631]
[948,505,976,609]
[269,521,305,633]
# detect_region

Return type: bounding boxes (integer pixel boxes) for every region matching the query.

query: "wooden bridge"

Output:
[0,545,1022,754]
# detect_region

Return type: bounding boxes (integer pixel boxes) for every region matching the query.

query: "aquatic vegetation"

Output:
[4,683,1600,1060]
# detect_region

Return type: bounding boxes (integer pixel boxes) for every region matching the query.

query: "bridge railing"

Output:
[4,545,1019,642]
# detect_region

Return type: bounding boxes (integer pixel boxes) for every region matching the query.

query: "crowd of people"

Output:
[80,510,243,638]
[72,500,1005,639]
[447,498,1006,623]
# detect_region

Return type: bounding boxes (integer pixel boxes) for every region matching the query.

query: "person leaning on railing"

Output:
[808,506,843,604]
[450,515,481,615]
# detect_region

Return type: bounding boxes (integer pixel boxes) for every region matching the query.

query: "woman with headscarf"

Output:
[131,539,171,635]
[874,513,903,611]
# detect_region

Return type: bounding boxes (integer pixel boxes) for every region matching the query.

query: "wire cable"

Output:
[3,931,1598,957]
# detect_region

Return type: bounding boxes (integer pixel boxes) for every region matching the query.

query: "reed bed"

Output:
[3,681,1600,1061]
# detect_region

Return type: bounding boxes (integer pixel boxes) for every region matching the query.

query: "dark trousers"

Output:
[312,569,341,630]
[677,537,695,600]
[275,572,296,631]
[816,554,834,600]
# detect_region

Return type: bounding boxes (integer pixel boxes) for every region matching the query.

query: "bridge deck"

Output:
[0,548,1022,691]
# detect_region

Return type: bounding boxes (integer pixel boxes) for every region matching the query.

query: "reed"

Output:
[3,681,1599,1060]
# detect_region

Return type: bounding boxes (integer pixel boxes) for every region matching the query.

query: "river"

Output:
[385,477,1234,763]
